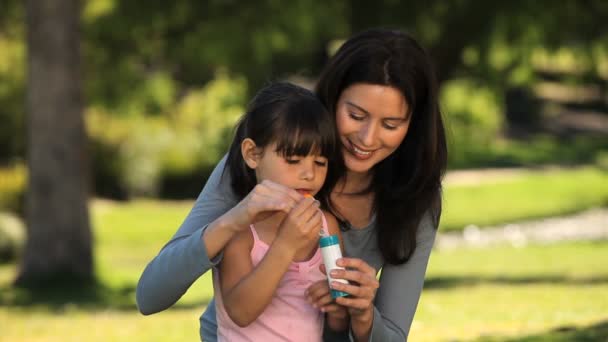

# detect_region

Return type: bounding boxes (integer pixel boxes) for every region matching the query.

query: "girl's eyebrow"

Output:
[346,101,408,121]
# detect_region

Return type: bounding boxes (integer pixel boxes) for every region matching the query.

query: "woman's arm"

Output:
[370,213,436,341]
[331,212,437,341]
[136,156,239,315]
[136,156,303,315]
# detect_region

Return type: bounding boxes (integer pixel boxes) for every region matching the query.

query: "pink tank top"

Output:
[214,215,328,341]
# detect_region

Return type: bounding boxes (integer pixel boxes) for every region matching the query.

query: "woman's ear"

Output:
[241,138,262,169]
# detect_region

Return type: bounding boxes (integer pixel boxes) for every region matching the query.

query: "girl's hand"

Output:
[306,266,347,317]
[275,197,322,253]
[225,180,303,232]
[306,265,349,332]
[330,258,379,328]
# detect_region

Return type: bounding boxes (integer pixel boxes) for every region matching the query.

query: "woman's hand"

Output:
[330,257,380,340]
[225,180,303,233]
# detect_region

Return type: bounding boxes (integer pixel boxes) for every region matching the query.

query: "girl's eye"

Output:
[285,158,300,164]
[348,112,365,121]
[315,160,328,167]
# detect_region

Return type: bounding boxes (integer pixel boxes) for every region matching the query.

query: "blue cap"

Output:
[319,234,340,248]
[331,289,349,299]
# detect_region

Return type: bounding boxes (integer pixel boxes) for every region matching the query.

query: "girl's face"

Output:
[335,83,410,176]
[251,143,329,197]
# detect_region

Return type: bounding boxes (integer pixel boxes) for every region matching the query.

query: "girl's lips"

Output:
[296,189,313,196]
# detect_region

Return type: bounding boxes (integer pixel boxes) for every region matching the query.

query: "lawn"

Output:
[441,166,608,231]
[1,166,607,341]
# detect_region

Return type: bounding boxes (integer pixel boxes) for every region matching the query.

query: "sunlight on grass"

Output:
[1,167,608,341]
[441,167,608,231]
[411,241,608,341]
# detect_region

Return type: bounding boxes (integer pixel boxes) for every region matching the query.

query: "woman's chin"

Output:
[344,156,375,175]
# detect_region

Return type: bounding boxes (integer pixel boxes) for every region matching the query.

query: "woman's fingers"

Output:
[259,180,302,207]
[326,257,379,317]
[336,257,377,276]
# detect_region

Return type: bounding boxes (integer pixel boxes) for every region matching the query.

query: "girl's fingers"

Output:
[320,303,345,314]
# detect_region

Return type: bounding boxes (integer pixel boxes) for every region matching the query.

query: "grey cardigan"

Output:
[136,156,436,341]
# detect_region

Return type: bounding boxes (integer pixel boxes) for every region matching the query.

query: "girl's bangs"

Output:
[273,122,334,158]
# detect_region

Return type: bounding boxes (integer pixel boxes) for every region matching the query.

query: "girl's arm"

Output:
[221,198,323,326]
[219,230,295,327]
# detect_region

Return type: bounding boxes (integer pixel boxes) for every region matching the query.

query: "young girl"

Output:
[214,82,347,341]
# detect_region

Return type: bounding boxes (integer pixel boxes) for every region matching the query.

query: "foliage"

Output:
[0,163,26,215]
[0,211,24,263]
[0,1,25,162]
[2,0,608,196]
[87,73,247,198]
[442,79,504,167]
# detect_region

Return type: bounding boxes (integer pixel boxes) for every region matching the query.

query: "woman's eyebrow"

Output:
[346,101,407,120]
[345,101,370,115]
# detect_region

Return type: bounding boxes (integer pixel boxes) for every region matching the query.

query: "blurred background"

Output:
[0,0,607,341]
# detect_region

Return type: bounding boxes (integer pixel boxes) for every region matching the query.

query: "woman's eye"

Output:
[382,122,399,130]
[348,112,365,121]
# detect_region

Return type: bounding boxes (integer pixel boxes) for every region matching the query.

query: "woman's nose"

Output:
[358,122,377,147]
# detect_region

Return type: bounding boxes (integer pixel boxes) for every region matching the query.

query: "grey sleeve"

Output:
[136,155,239,315]
[369,212,437,341]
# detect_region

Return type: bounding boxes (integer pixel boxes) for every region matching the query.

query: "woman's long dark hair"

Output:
[224,82,341,200]
[315,29,448,265]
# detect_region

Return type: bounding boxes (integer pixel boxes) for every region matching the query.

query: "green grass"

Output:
[441,166,608,231]
[1,167,608,341]
[412,241,608,341]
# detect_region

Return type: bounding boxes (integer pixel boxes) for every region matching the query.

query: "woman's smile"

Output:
[336,83,410,175]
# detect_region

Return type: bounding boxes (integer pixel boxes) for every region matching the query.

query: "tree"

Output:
[16,0,93,286]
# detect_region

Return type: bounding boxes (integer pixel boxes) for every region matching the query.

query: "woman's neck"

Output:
[337,170,373,195]
[331,170,375,229]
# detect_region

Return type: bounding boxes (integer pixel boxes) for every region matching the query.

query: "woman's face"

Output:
[335,83,410,176]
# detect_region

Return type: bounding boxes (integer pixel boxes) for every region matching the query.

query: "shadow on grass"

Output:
[425,275,608,290]
[471,319,608,341]
[0,279,210,312]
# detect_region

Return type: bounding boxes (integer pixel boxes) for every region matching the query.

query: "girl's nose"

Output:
[300,162,315,181]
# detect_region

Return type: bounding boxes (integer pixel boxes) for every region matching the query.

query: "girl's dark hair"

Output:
[315,28,448,265]
[225,82,341,200]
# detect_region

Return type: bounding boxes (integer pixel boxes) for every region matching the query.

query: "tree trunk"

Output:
[16,0,93,286]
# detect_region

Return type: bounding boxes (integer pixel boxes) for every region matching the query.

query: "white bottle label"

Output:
[320,244,348,285]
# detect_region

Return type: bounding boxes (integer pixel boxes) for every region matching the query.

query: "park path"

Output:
[436,207,608,250]
[437,167,608,249]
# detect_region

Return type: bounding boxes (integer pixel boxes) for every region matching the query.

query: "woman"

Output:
[137,28,447,341]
